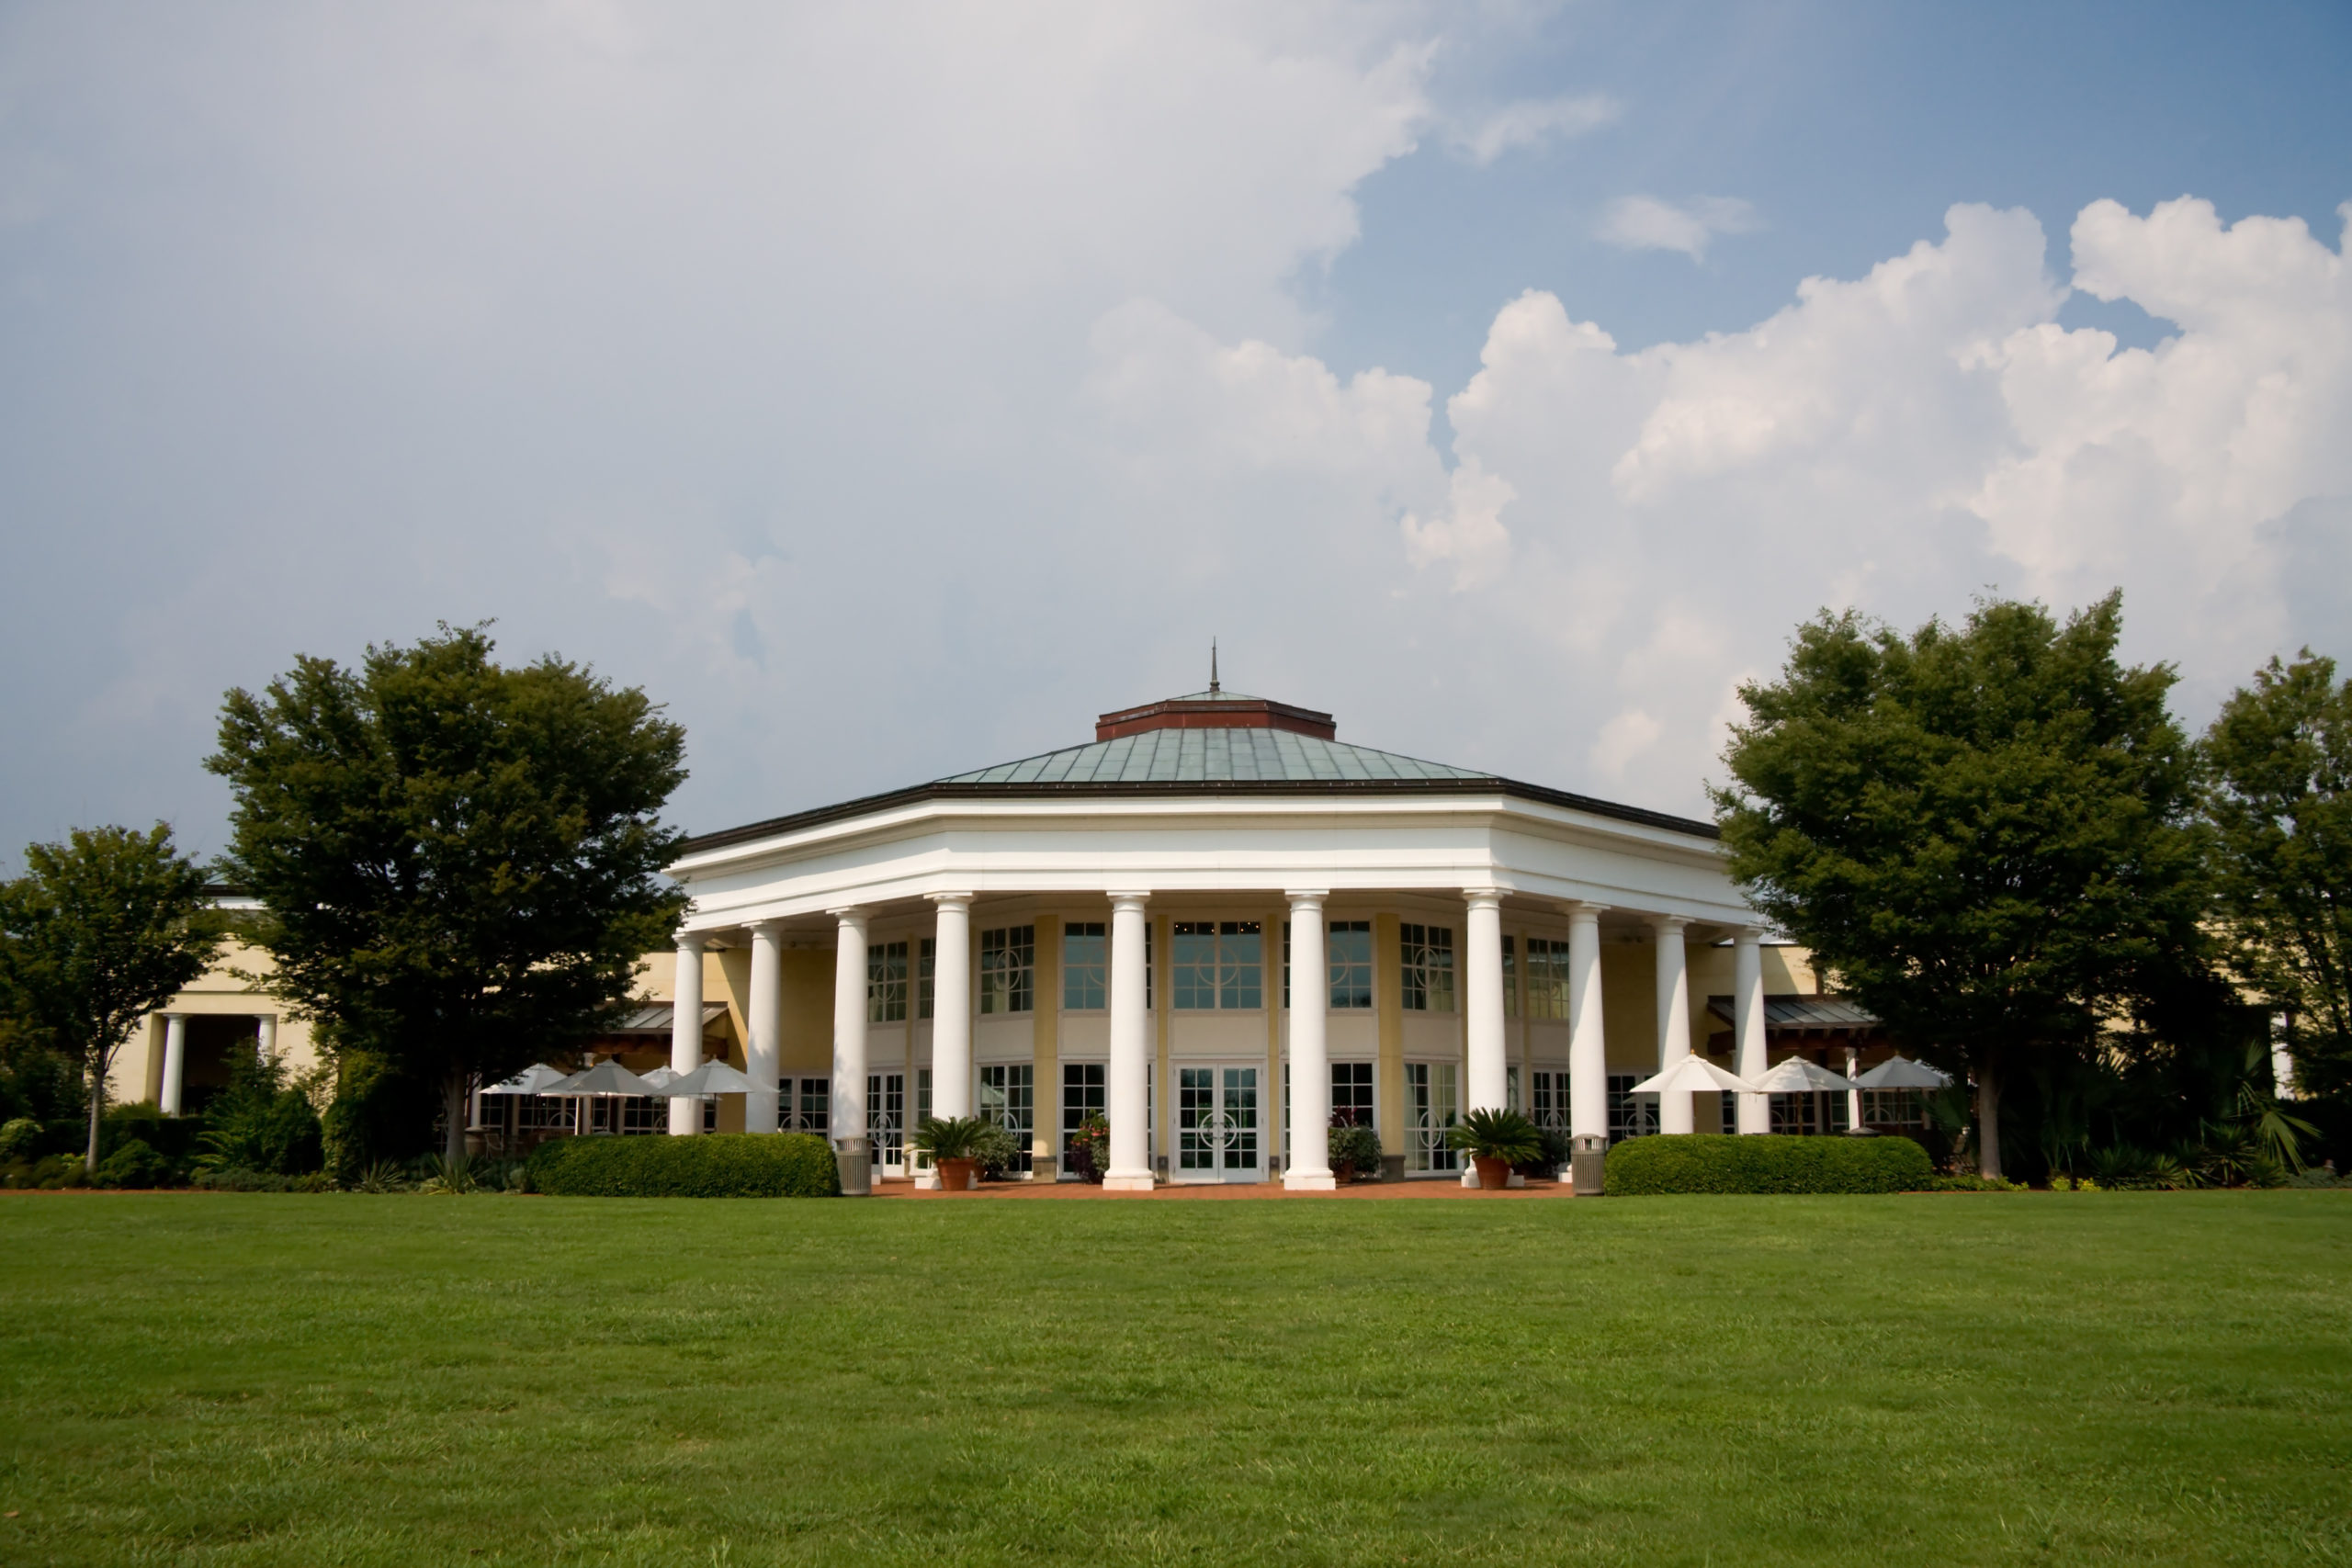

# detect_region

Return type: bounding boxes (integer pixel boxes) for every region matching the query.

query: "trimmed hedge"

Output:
[1605,1133,1933,1195]
[527,1133,841,1197]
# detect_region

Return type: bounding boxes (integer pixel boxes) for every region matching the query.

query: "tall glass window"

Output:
[1329,920,1373,1009]
[1063,922,1106,1010]
[1532,1068,1568,1133]
[1525,937,1571,1021]
[1331,1060,1374,1124]
[918,938,935,1020]
[1608,1073,1658,1140]
[978,925,1035,1015]
[978,1063,1034,1173]
[867,941,909,1024]
[1061,1062,1105,1172]
[1287,919,1374,1009]
[1405,1061,1459,1171]
[1399,923,1455,1013]
[1502,934,1519,1018]
[1172,920,1261,1010]
[783,1077,830,1134]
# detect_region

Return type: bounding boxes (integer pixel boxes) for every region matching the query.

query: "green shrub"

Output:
[969,1122,1023,1179]
[96,1136,172,1189]
[0,1117,39,1160]
[526,1134,840,1197]
[31,1153,89,1189]
[1329,1121,1382,1177]
[1926,1171,2030,1191]
[101,1103,208,1182]
[1605,1134,1933,1195]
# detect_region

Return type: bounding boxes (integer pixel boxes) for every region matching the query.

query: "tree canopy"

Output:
[0,824,223,1169]
[2203,650,2352,1100]
[1713,592,2209,1176]
[207,625,688,1158]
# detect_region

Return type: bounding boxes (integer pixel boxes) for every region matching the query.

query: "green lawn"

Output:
[1,1192,2346,1566]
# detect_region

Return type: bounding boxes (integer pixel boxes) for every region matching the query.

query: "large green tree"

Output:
[2203,651,2352,1100]
[208,626,688,1159]
[0,825,224,1170]
[1713,593,2209,1177]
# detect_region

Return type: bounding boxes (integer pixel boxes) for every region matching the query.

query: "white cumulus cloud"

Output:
[1600,194,1762,260]
[1095,197,2352,818]
[1444,94,1620,164]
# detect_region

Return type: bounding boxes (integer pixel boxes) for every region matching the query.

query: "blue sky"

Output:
[1325,1,2351,383]
[0,2,2346,865]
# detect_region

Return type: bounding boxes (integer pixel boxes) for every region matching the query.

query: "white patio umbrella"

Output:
[652,1059,763,1098]
[1626,1055,1761,1096]
[548,1059,660,1098]
[482,1063,571,1095]
[1854,1055,1953,1090]
[1755,1056,1860,1094]
[638,1066,682,1091]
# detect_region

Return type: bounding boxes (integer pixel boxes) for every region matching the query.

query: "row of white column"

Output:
[155,1013,277,1116]
[667,893,1774,1177]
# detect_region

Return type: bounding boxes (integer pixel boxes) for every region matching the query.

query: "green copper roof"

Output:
[939,728,1487,786]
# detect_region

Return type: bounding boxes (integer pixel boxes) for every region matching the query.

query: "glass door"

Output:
[867,1072,905,1175]
[1176,1064,1261,1182]
[978,1064,1035,1176]
[1406,1061,1459,1173]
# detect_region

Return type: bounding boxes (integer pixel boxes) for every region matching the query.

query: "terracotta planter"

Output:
[936,1157,978,1191]
[1333,1159,1356,1185]
[1473,1156,1510,1190]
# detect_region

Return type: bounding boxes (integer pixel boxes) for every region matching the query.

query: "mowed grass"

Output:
[1,1193,2347,1566]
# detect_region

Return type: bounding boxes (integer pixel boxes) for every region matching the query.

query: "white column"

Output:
[159,1014,187,1116]
[1566,903,1609,1141]
[1104,892,1154,1190]
[1653,917,1692,1134]
[928,894,974,1120]
[669,933,706,1134]
[1734,928,1769,1134]
[255,1013,277,1065]
[1283,891,1334,1190]
[1845,1043,1863,1133]
[830,908,870,1147]
[1464,890,1508,1116]
[745,919,785,1134]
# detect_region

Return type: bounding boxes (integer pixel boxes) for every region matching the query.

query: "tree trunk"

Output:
[444,1072,469,1163]
[1976,1057,2002,1179]
[85,1065,106,1174]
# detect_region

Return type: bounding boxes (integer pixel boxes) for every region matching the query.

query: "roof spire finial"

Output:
[1209,637,1219,696]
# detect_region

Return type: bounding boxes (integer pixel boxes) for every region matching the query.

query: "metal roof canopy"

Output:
[678,728,1718,855]
[602,1002,729,1034]
[1705,994,1882,1032]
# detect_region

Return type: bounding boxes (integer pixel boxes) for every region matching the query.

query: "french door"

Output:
[1175,1064,1261,1182]
[978,1064,1035,1176]
[1406,1061,1460,1173]
[867,1072,906,1175]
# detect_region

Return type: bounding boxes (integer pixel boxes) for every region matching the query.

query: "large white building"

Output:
[659,683,1841,1191]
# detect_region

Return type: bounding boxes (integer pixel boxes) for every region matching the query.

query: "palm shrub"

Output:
[1447,1108,1543,1166]
[912,1115,990,1163]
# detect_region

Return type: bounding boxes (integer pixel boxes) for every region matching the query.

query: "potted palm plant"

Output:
[913,1115,989,1191]
[1449,1109,1543,1190]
